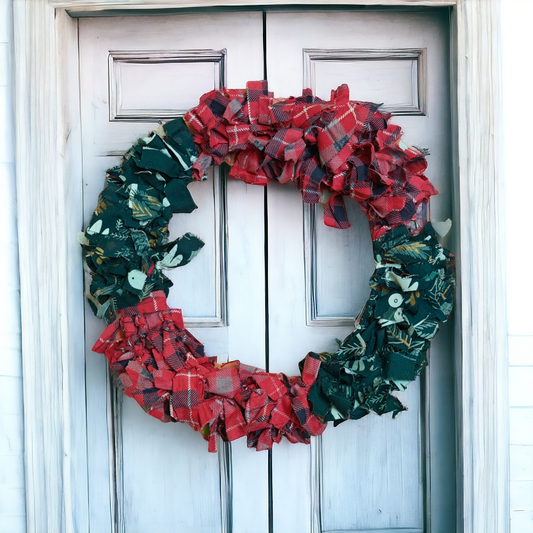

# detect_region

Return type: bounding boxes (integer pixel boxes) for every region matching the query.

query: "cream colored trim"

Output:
[13,1,509,532]
[13,4,88,533]
[53,0,457,11]
[453,1,509,532]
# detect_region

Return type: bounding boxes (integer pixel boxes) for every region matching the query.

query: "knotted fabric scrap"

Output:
[308,223,455,424]
[93,291,326,452]
[78,118,204,321]
[185,81,436,238]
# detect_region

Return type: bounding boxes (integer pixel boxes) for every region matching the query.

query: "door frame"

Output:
[12,1,508,532]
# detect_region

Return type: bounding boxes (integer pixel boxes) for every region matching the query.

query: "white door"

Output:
[79,8,454,533]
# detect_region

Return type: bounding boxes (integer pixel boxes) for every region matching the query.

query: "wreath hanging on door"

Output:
[78,82,454,453]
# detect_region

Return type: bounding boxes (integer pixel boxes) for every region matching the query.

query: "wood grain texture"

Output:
[13,4,88,533]
[0,0,25,530]
[54,0,457,11]
[453,0,509,532]
[267,9,453,532]
[78,12,267,532]
[107,49,226,121]
[12,1,510,532]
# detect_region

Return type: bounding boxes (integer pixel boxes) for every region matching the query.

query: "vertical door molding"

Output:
[13,1,508,533]
[453,1,509,532]
[13,3,88,533]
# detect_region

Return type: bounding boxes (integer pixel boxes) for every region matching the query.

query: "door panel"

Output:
[79,13,268,533]
[80,8,454,533]
[305,199,375,325]
[108,49,225,120]
[266,9,453,533]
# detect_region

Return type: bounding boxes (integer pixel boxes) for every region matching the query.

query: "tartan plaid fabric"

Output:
[185,82,437,238]
[93,291,326,452]
[84,82,455,453]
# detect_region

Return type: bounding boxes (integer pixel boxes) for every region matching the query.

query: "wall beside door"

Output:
[502,2,533,531]
[0,0,26,532]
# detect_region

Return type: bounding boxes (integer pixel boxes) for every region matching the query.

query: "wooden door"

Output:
[79,8,454,533]
[80,13,269,533]
[265,11,454,533]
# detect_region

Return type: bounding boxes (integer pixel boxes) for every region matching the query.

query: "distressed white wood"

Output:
[320,393,423,530]
[78,12,268,533]
[13,4,88,533]
[168,170,228,327]
[0,170,21,382]
[12,1,510,533]
[108,49,226,121]
[453,1,509,532]
[304,202,375,326]
[304,48,426,115]
[78,11,265,328]
[0,85,13,162]
[266,9,453,532]
[325,530,422,533]
[0,16,22,410]
[54,0,457,11]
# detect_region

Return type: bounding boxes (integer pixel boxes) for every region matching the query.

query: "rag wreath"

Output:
[79,81,455,452]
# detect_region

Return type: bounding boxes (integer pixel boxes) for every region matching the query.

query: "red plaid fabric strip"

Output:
[300,353,322,385]
[205,364,241,398]
[93,292,327,452]
[253,371,286,401]
[246,80,271,124]
[185,81,436,239]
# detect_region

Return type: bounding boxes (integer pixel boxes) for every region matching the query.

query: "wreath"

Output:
[79,81,455,453]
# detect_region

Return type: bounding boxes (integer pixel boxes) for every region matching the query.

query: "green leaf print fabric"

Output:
[307,223,455,423]
[78,118,204,320]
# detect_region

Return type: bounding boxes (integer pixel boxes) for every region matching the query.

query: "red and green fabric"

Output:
[79,81,455,452]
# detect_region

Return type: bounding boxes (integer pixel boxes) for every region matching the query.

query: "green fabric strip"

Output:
[307,223,455,423]
[78,118,204,320]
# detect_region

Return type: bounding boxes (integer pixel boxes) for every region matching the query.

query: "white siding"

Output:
[0,0,25,532]
[503,2,533,532]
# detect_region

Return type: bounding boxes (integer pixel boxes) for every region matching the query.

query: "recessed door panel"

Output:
[80,13,267,533]
[266,9,453,533]
[80,8,454,533]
